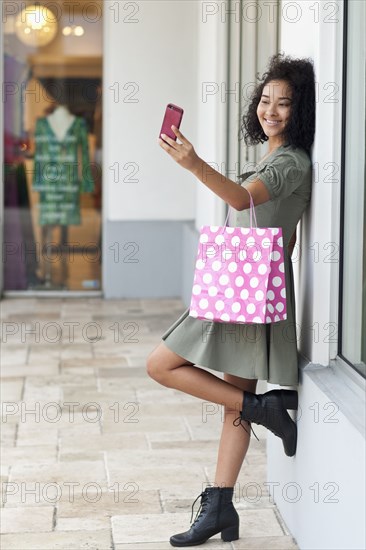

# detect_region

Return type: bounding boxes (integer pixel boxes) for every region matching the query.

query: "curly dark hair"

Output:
[241,53,316,155]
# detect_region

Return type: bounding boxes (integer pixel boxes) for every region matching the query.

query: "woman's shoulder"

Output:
[239,144,312,185]
[268,145,312,183]
[279,144,312,168]
[256,144,312,199]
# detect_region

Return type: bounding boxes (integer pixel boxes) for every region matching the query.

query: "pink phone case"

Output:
[159,103,184,143]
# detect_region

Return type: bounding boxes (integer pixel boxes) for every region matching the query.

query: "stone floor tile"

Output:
[115,542,231,550]
[60,389,136,405]
[60,432,149,452]
[0,529,112,549]
[1,445,58,468]
[111,512,191,544]
[135,387,198,404]
[9,461,107,485]
[0,464,10,480]
[22,382,62,403]
[160,497,196,514]
[59,450,104,462]
[15,428,60,447]
[26,357,61,367]
[232,535,298,549]
[59,322,110,345]
[126,355,152,366]
[160,486,217,502]
[0,348,28,366]
[60,344,93,359]
[0,379,24,401]
[3,480,109,507]
[102,415,187,434]
[61,357,128,369]
[0,506,54,533]
[103,366,146,377]
[61,366,96,376]
[0,424,17,446]
[1,402,20,424]
[98,377,154,393]
[15,410,101,430]
[233,484,273,511]
[58,489,161,517]
[183,415,224,441]
[93,345,143,358]
[141,401,205,417]
[13,373,95,389]
[27,346,61,362]
[112,513,233,547]
[106,465,207,492]
[2,482,60,508]
[106,449,213,472]
[1,364,59,378]
[147,433,198,445]
[96,368,144,378]
[56,516,110,531]
[236,508,284,537]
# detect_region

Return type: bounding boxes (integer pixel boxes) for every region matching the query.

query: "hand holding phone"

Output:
[159,103,184,145]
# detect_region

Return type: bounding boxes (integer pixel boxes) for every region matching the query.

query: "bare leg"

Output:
[214,374,258,487]
[147,342,245,412]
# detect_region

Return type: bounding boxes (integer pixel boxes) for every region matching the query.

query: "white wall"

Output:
[268,368,365,550]
[194,1,229,230]
[103,0,198,221]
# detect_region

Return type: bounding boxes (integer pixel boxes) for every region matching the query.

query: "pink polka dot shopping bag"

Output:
[189,191,287,324]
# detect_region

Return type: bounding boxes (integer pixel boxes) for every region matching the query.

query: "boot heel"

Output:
[281,390,298,410]
[221,524,239,542]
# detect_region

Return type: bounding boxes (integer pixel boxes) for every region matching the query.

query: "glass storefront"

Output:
[2,1,103,291]
[340,0,366,377]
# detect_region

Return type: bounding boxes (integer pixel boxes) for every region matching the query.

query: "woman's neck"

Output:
[267,136,285,152]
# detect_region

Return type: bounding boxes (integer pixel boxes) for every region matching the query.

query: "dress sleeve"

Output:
[79,118,95,193]
[32,118,43,191]
[253,149,311,200]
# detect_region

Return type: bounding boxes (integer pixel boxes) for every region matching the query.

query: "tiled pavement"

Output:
[0,298,298,549]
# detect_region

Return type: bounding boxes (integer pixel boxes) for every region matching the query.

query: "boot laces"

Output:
[233,417,260,441]
[190,490,209,525]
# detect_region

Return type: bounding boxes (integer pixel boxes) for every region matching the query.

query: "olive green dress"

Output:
[161,144,312,386]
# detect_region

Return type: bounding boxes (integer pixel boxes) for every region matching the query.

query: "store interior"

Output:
[3,0,103,291]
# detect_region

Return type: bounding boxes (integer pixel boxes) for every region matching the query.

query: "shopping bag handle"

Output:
[223,188,258,228]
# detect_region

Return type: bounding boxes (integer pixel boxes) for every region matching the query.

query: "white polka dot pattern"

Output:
[189,225,287,324]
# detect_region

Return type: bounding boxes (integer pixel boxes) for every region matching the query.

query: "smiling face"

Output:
[256,79,293,147]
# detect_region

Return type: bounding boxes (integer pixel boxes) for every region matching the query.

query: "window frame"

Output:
[337,0,366,380]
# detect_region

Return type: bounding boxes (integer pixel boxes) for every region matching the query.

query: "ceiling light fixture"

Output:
[15,4,58,47]
[62,25,85,37]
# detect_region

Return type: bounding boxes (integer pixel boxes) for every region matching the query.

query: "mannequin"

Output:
[33,103,94,289]
[46,104,76,142]
[44,105,75,287]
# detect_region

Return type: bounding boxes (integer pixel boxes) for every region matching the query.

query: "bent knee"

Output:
[146,353,158,379]
[146,351,168,385]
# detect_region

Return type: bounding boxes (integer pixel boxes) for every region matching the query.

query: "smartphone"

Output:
[159,103,184,144]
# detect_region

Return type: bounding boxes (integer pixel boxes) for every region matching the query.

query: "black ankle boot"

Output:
[238,389,298,457]
[170,486,239,547]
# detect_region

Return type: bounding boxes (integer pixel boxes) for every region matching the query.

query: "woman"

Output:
[147,53,315,547]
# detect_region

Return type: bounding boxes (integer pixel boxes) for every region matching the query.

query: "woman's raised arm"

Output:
[159,125,271,211]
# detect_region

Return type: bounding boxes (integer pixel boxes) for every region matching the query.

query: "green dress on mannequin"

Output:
[33,115,94,226]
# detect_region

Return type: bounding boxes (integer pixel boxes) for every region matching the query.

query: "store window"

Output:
[226,0,279,179]
[339,0,366,377]
[3,1,103,291]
